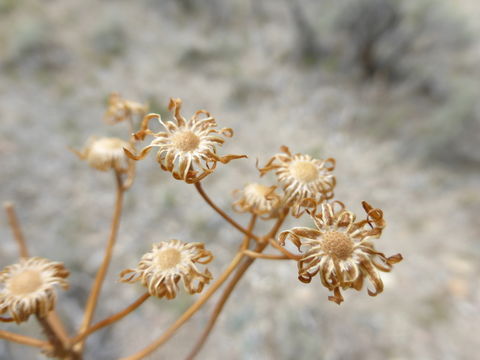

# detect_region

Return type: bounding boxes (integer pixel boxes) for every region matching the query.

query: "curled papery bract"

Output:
[119,239,214,299]
[0,257,69,323]
[124,98,246,183]
[104,92,147,124]
[232,183,282,218]
[74,136,134,172]
[258,146,336,217]
[278,201,402,304]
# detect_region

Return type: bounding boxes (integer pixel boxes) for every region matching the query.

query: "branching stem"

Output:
[194,182,260,242]
[242,250,291,260]
[185,211,288,360]
[121,215,258,360]
[0,329,51,349]
[75,170,125,353]
[72,293,150,344]
[4,202,71,353]
[268,238,302,260]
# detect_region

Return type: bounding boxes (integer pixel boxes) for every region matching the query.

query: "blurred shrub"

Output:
[0,0,17,14]
[288,0,324,66]
[2,18,69,73]
[90,22,127,64]
[336,0,404,80]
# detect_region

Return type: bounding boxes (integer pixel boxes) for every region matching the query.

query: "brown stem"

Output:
[0,329,50,349]
[75,170,125,353]
[240,215,256,251]
[242,250,291,260]
[121,216,258,360]
[268,239,302,260]
[194,182,260,242]
[185,211,288,360]
[37,315,82,359]
[4,202,29,257]
[4,202,70,349]
[45,312,71,348]
[37,315,66,355]
[72,293,150,344]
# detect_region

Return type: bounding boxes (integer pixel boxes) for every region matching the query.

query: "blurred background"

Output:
[0,0,479,359]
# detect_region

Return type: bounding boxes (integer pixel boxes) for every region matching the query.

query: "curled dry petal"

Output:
[119,240,214,299]
[258,146,336,217]
[127,98,246,183]
[278,202,402,304]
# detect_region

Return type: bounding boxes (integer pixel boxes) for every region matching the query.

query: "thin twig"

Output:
[121,216,258,360]
[0,329,51,349]
[242,250,291,260]
[36,315,70,358]
[75,170,125,353]
[194,182,260,242]
[240,215,256,251]
[4,202,71,349]
[121,252,244,360]
[185,211,288,360]
[268,238,302,260]
[45,312,71,347]
[72,293,150,344]
[4,202,29,257]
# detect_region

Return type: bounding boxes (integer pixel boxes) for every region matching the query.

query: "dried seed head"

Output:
[155,248,182,270]
[258,146,336,216]
[233,183,281,218]
[120,239,214,299]
[289,160,319,183]
[104,92,147,124]
[124,98,246,183]
[321,231,354,260]
[171,130,201,152]
[244,183,271,198]
[279,202,402,304]
[8,269,43,296]
[0,257,69,323]
[74,137,134,172]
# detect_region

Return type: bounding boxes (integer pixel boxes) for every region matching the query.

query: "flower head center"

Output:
[8,269,43,295]
[156,248,182,270]
[94,138,126,151]
[245,183,271,198]
[290,161,318,183]
[321,231,354,260]
[172,131,200,152]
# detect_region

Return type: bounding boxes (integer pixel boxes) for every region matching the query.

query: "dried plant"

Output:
[0,94,402,359]
[120,240,213,299]
[0,257,69,324]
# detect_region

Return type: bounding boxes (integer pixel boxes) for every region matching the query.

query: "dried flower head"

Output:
[0,257,69,323]
[74,136,134,172]
[104,92,147,124]
[124,98,246,183]
[233,183,281,218]
[259,146,336,216]
[279,201,402,304]
[120,239,213,299]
